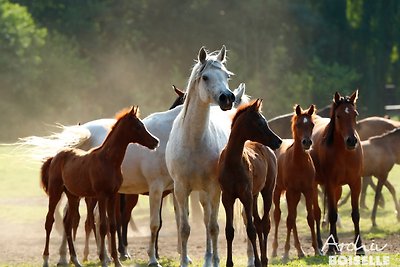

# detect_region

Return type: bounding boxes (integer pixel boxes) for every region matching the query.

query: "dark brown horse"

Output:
[41,107,159,267]
[272,104,322,260]
[311,90,364,255]
[218,99,282,267]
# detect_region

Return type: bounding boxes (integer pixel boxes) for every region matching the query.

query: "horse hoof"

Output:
[356,248,366,256]
[298,252,305,258]
[119,253,131,261]
[372,222,378,228]
[315,249,323,256]
[281,255,289,264]
[148,262,162,267]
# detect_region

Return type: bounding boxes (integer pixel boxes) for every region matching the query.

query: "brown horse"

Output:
[311,90,364,255]
[272,104,322,260]
[41,106,159,267]
[268,104,331,139]
[218,99,282,267]
[361,127,400,226]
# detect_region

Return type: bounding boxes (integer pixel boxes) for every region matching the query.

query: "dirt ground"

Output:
[1,195,399,266]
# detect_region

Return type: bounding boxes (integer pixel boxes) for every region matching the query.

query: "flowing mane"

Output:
[323,95,356,145]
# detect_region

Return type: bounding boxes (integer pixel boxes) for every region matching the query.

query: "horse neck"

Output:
[97,123,131,166]
[224,125,246,165]
[179,84,211,143]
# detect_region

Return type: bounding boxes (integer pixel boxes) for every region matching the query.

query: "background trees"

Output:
[1,0,400,140]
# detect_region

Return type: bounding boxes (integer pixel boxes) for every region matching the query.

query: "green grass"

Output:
[1,145,400,266]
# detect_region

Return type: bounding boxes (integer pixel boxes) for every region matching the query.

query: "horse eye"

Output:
[202,75,208,81]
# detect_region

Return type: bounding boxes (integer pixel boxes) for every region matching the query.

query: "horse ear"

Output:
[217,45,226,63]
[349,89,359,104]
[172,85,185,98]
[198,46,207,64]
[334,92,341,103]
[295,104,302,115]
[308,104,315,115]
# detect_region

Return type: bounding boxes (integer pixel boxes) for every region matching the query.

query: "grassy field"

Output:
[0,145,400,266]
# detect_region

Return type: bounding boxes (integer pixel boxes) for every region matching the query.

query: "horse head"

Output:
[195,46,235,111]
[115,106,159,150]
[330,90,359,150]
[232,99,282,150]
[292,104,315,150]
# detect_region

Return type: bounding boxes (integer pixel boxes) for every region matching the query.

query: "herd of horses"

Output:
[17,46,400,267]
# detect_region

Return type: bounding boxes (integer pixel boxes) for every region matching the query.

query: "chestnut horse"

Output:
[272,104,322,260]
[41,107,159,267]
[218,99,282,267]
[311,90,364,255]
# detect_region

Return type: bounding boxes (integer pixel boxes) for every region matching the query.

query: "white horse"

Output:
[20,83,246,267]
[165,46,236,267]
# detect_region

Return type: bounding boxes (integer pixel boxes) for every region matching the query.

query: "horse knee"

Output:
[328,210,338,224]
[180,222,190,240]
[209,221,219,237]
[225,225,234,242]
[246,223,257,240]
[351,210,360,222]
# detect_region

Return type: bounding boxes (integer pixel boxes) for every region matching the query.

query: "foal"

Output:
[272,104,321,260]
[218,99,282,267]
[41,106,159,267]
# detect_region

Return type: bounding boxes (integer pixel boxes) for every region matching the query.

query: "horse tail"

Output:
[41,157,53,194]
[13,123,91,162]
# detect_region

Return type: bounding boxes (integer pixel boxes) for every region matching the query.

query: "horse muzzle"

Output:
[302,138,312,150]
[345,136,358,150]
[218,91,235,111]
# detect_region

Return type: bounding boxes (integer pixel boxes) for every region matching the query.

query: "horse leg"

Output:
[371,175,387,227]
[222,192,235,267]
[64,193,82,267]
[313,183,322,250]
[384,180,400,221]
[360,176,371,209]
[107,194,122,267]
[272,185,282,258]
[43,189,64,267]
[208,185,221,267]
[83,198,95,262]
[147,187,163,267]
[119,193,137,260]
[198,191,213,267]
[283,190,301,261]
[326,186,340,255]
[304,189,322,256]
[253,194,264,265]
[97,198,109,267]
[260,186,273,267]
[174,182,191,267]
[349,180,365,255]
[57,203,68,266]
[240,192,260,267]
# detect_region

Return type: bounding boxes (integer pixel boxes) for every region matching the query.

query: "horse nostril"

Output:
[302,139,312,148]
[219,94,227,103]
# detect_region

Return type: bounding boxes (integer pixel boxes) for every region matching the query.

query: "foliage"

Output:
[1,0,400,140]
